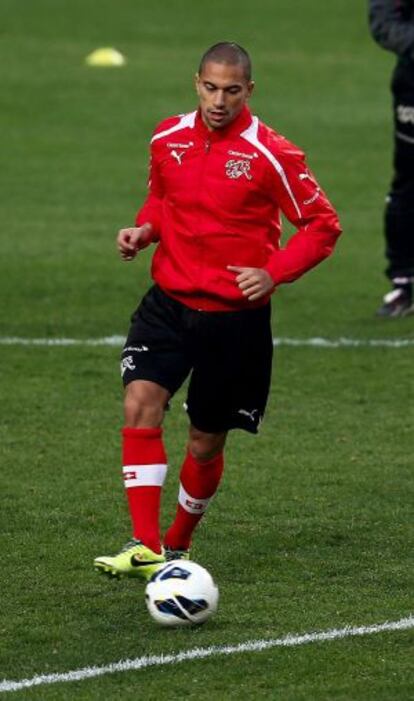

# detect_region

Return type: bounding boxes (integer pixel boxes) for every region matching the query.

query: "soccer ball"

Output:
[145,560,219,626]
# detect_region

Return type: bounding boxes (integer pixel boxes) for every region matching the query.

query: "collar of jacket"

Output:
[193,104,253,141]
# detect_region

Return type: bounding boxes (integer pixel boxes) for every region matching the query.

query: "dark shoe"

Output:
[376,287,414,318]
[164,546,191,562]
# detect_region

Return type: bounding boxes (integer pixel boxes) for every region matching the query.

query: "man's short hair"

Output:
[198,42,252,81]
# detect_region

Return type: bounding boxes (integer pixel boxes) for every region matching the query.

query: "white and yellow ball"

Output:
[145,561,219,626]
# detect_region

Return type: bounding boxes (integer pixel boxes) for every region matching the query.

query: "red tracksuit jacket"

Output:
[136,105,342,311]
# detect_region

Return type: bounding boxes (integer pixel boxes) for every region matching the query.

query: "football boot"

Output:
[94,539,165,581]
[376,286,413,318]
[164,546,191,562]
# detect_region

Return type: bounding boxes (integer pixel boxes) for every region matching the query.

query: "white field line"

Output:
[0,615,413,694]
[0,335,413,348]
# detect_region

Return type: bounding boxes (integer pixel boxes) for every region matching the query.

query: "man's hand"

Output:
[227,265,275,301]
[117,223,153,261]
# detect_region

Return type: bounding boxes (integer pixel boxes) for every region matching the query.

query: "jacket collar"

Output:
[194,104,253,141]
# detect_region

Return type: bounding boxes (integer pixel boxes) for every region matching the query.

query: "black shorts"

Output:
[121,286,273,434]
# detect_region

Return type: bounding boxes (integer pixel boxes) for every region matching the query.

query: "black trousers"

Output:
[385,58,414,281]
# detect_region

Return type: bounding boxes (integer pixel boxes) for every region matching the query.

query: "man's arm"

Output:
[117,144,165,262]
[135,150,164,237]
[227,265,274,301]
[117,223,154,260]
[227,145,341,299]
[263,147,342,287]
[369,0,414,57]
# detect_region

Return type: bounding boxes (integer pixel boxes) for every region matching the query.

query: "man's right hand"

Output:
[117,223,153,261]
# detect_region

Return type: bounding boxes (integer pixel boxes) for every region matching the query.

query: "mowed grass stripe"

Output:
[1,616,412,694]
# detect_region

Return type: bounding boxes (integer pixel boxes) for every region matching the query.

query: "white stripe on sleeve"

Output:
[151,111,197,144]
[241,116,302,219]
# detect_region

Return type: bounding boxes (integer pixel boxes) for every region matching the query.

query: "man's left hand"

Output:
[227,266,275,301]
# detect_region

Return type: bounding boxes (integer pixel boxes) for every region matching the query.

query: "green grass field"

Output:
[0,0,413,698]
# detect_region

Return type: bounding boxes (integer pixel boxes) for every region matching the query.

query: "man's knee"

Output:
[124,380,169,428]
[188,426,227,461]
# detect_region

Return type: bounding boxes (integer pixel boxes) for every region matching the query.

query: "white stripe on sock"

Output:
[123,464,167,488]
[178,483,211,515]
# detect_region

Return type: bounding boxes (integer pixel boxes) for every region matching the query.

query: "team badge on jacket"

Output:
[225,159,252,180]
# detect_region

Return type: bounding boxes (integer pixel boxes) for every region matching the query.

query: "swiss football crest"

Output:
[225,159,252,180]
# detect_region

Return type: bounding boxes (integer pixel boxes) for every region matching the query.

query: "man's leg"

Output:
[94,380,169,579]
[163,303,272,558]
[163,426,227,556]
[378,69,414,316]
[122,380,170,553]
[95,287,193,579]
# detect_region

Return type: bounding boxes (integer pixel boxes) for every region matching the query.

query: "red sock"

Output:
[122,427,167,554]
[164,450,224,550]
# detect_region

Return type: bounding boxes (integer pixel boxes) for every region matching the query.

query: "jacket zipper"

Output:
[193,138,212,308]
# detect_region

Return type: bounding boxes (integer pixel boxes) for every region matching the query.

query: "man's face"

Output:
[195,61,254,130]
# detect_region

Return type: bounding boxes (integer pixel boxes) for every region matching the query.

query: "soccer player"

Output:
[369,0,414,316]
[94,43,342,581]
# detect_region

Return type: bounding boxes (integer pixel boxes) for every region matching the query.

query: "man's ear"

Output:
[194,72,200,96]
